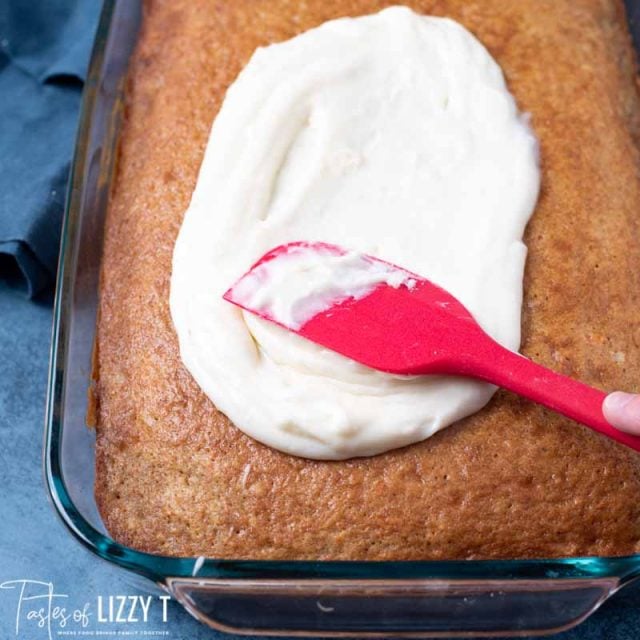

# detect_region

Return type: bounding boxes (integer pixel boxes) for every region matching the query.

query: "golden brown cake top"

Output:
[95,0,640,560]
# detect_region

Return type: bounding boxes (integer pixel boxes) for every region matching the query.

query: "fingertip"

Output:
[603,391,640,434]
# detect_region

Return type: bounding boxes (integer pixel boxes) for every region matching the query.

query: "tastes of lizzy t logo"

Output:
[0,579,171,639]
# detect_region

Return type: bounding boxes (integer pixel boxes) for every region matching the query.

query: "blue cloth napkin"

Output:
[0,0,101,297]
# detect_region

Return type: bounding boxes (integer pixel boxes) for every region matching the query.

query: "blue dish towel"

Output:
[0,0,101,297]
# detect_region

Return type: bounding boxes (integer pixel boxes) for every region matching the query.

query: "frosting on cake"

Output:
[170,6,540,459]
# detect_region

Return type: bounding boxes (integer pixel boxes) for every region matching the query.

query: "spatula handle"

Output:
[465,340,640,452]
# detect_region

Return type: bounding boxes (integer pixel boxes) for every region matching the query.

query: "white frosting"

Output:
[229,244,416,330]
[170,7,540,460]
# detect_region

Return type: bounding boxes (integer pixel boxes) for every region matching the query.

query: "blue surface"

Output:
[0,280,638,638]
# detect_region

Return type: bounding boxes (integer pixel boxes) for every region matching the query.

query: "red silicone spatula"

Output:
[223,241,640,453]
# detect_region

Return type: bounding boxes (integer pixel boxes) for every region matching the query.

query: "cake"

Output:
[94,0,640,559]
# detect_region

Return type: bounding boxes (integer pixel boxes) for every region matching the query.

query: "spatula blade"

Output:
[223,241,480,374]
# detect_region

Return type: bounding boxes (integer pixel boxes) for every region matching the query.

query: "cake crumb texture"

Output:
[95,0,640,559]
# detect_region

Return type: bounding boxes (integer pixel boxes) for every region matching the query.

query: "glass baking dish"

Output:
[44,0,640,635]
